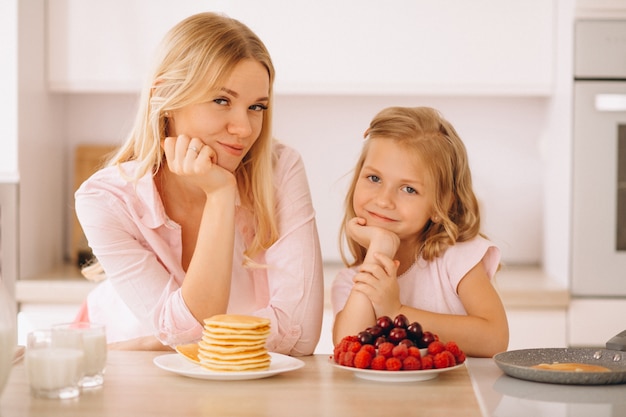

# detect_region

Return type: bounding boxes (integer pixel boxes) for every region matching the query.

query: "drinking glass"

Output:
[25,329,85,399]
[52,322,107,388]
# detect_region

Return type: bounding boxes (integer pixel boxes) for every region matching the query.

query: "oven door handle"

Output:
[595,94,626,112]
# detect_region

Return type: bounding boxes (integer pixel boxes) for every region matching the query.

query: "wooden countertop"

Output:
[1,351,482,417]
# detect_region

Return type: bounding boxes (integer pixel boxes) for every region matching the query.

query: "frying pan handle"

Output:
[606,330,626,351]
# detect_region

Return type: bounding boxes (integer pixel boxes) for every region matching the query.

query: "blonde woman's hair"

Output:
[107,12,278,258]
[340,106,482,267]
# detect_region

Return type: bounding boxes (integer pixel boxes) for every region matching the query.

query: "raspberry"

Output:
[421,354,434,369]
[342,351,356,367]
[371,355,387,370]
[444,341,461,356]
[354,349,373,369]
[444,350,457,366]
[337,336,357,353]
[347,340,362,353]
[361,344,376,356]
[407,346,422,358]
[391,343,408,361]
[385,357,402,371]
[333,347,341,363]
[402,356,421,370]
[445,341,465,363]
[427,340,445,355]
[378,342,395,358]
[433,351,455,369]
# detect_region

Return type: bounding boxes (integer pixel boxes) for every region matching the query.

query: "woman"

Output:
[75,12,324,356]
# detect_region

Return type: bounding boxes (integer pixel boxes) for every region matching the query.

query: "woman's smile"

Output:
[217,141,246,157]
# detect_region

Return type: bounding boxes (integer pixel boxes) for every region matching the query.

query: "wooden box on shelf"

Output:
[71,144,118,266]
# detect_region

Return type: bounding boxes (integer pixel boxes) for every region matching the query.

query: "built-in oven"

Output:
[570,20,626,347]
[572,20,626,297]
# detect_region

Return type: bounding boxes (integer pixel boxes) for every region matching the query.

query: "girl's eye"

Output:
[213,98,229,106]
[249,103,268,112]
[402,186,417,195]
[366,175,381,183]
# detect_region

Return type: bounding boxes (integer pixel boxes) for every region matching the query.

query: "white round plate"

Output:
[153,352,304,381]
[331,361,465,382]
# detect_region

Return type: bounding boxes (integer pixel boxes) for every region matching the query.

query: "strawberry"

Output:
[354,349,373,369]
[385,357,402,371]
[371,355,387,370]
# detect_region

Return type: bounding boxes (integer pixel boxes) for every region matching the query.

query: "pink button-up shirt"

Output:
[75,143,324,356]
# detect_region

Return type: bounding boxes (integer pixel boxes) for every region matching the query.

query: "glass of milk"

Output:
[52,322,107,388]
[25,329,85,399]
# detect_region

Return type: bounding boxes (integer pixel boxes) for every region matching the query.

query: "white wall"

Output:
[63,94,549,265]
[0,0,18,178]
[18,0,66,279]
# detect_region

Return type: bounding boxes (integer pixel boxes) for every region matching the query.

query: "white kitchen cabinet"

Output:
[568,299,626,348]
[506,308,568,351]
[47,0,555,95]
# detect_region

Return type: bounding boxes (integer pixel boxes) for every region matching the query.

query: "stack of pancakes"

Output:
[198,314,271,372]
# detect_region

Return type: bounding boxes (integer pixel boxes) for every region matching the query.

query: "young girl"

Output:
[331,106,508,357]
[74,13,324,355]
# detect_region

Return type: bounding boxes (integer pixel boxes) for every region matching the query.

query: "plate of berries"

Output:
[331,315,466,382]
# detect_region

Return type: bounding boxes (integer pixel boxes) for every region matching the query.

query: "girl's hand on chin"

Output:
[347,217,399,256]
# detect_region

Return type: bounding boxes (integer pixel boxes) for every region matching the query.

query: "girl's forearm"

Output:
[332,290,376,345]
[397,305,509,357]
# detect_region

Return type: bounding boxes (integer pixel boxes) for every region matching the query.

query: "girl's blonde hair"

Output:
[340,106,482,266]
[107,12,278,258]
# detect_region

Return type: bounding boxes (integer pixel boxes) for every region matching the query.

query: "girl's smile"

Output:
[353,138,434,242]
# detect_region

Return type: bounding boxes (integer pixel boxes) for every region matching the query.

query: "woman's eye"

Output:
[402,186,417,194]
[213,98,229,106]
[367,175,381,183]
[249,103,268,112]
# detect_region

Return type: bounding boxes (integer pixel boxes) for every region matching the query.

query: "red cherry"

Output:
[407,322,423,342]
[393,314,409,329]
[357,331,374,345]
[366,325,384,338]
[374,336,387,348]
[388,327,407,344]
[418,331,436,348]
[376,316,394,335]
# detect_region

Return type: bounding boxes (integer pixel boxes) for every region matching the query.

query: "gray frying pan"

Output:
[493,330,626,385]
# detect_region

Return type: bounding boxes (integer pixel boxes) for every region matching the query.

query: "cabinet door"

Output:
[47,0,554,95]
